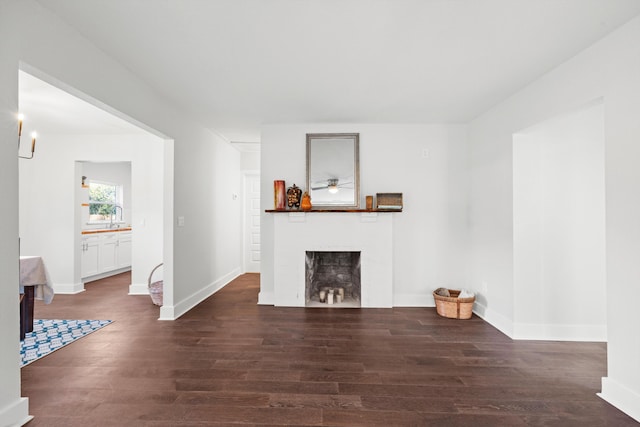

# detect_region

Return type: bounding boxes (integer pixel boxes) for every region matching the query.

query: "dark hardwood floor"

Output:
[22,272,637,426]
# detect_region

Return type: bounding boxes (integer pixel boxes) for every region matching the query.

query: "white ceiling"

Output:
[29,0,640,142]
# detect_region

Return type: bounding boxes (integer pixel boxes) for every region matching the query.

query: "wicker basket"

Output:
[433,289,475,319]
[148,263,163,306]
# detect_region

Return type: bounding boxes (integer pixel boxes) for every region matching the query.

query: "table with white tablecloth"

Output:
[19,256,54,340]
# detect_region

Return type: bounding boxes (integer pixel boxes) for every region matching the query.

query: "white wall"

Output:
[0,3,28,423]
[0,1,243,423]
[260,123,469,306]
[18,134,164,294]
[241,149,260,171]
[468,15,640,421]
[513,103,606,341]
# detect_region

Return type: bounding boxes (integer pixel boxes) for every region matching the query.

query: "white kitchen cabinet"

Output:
[116,232,132,269]
[81,231,132,279]
[99,233,118,272]
[81,235,100,277]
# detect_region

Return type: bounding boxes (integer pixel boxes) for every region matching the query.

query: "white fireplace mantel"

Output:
[271,212,393,307]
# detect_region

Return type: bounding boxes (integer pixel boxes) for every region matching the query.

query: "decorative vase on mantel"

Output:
[301,192,312,211]
[274,180,286,210]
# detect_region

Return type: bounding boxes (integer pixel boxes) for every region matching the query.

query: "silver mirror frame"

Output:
[306,133,360,209]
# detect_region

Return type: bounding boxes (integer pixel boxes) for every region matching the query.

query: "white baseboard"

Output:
[258,291,274,305]
[599,377,640,422]
[473,302,607,342]
[260,292,439,308]
[82,267,131,284]
[160,267,242,320]
[158,304,174,321]
[513,322,607,342]
[393,293,434,307]
[472,302,514,338]
[53,282,86,294]
[0,397,32,427]
[57,268,132,294]
[128,283,149,295]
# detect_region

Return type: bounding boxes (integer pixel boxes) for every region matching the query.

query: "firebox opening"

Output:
[305,251,361,308]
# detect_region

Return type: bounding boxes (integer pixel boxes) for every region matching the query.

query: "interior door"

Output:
[244,173,261,273]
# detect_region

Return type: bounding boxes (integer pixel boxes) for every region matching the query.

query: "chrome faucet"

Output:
[109,205,123,229]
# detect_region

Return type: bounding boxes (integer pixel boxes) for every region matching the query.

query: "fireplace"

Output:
[268,211,393,308]
[305,251,361,307]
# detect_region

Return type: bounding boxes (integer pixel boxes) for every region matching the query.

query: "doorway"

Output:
[18,70,166,299]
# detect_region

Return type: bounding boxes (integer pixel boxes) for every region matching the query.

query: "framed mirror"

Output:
[306,133,360,209]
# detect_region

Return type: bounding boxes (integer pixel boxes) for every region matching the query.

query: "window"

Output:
[89,181,123,223]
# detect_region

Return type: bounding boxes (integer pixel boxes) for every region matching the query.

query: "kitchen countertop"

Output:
[81,227,132,235]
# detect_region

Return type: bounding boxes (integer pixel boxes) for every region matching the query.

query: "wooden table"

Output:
[19,256,54,340]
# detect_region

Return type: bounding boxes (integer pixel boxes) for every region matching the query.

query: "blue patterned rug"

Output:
[20,319,113,367]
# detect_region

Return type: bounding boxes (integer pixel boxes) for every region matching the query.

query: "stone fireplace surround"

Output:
[271,212,393,308]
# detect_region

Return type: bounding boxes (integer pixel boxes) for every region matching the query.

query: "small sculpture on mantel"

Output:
[286,184,302,209]
[301,191,312,211]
